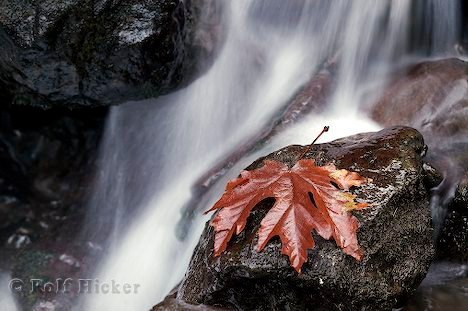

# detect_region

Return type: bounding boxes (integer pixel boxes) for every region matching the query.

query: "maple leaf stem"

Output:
[296,126,329,161]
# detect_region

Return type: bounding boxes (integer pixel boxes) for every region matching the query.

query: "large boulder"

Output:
[371,58,468,157]
[0,0,222,108]
[177,127,434,311]
[370,58,468,187]
[370,58,468,260]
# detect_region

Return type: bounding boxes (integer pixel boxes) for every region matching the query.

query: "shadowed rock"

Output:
[0,0,222,108]
[0,106,105,244]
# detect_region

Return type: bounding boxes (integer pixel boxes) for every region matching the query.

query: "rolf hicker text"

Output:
[9,278,141,295]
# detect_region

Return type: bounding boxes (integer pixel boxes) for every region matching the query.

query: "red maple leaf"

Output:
[206,159,370,272]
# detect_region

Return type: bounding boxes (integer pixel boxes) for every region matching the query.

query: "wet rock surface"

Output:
[405,262,468,311]
[370,58,468,190]
[178,127,434,311]
[11,244,94,311]
[0,105,106,309]
[370,58,468,261]
[437,176,468,261]
[0,105,105,265]
[152,289,233,311]
[0,0,222,108]
[371,59,468,130]
[371,58,468,173]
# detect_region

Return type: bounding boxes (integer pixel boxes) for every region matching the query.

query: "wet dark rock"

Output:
[178,127,434,311]
[370,58,468,261]
[11,241,99,311]
[370,58,468,190]
[405,262,468,311]
[407,278,468,311]
[0,0,222,108]
[371,58,468,167]
[152,289,233,311]
[0,105,106,270]
[437,176,468,262]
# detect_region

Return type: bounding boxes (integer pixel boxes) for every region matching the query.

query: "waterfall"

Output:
[428,0,461,54]
[0,273,18,311]
[81,1,461,310]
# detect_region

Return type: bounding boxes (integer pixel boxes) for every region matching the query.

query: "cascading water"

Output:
[0,273,17,311]
[80,1,461,310]
[426,0,461,54]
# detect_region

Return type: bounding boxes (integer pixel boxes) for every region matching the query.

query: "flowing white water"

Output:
[428,0,461,54]
[0,273,17,311]
[82,1,460,310]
